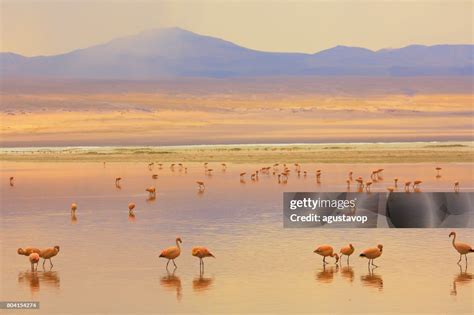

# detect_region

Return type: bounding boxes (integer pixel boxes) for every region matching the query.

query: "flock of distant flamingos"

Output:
[10,162,471,273]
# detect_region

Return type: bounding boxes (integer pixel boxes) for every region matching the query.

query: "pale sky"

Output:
[1,0,472,56]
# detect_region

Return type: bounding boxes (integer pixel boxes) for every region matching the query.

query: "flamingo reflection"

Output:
[450,264,473,296]
[360,267,383,291]
[192,270,214,293]
[18,271,60,293]
[160,270,182,301]
[315,265,338,284]
[340,265,354,283]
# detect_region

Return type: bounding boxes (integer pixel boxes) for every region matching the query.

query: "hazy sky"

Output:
[1,0,472,56]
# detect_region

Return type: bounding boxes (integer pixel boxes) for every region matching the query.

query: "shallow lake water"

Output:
[1,162,473,314]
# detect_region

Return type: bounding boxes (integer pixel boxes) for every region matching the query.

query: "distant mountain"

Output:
[1,27,473,78]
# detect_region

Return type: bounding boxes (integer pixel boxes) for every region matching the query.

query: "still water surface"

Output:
[1,162,473,314]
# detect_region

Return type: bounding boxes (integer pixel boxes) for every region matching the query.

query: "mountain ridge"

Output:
[1,27,472,78]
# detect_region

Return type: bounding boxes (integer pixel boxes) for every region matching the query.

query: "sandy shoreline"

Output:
[1,142,472,163]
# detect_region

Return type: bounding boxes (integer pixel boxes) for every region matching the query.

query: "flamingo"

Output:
[128,202,135,214]
[436,167,442,176]
[348,171,353,180]
[386,187,395,192]
[9,176,14,186]
[314,245,339,264]
[365,181,372,192]
[146,186,156,197]
[240,172,246,178]
[360,244,383,267]
[152,174,158,179]
[71,203,77,212]
[29,253,40,271]
[449,231,473,265]
[18,247,41,256]
[339,244,355,264]
[454,181,460,192]
[221,163,227,170]
[413,180,422,190]
[40,246,60,269]
[394,178,398,187]
[346,179,351,190]
[159,237,182,269]
[115,177,122,186]
[192,247,215,271]
[196,181,205,191]
[404,181,411,192]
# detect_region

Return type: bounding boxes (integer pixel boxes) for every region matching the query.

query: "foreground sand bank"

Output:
[1,142,473,163]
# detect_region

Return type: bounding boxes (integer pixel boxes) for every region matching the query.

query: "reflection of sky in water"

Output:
[0,162,473,314]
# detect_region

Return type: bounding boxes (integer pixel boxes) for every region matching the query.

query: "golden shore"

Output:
[1,142,473,163]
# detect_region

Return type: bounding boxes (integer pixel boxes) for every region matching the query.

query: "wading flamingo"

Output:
[40,246,60,269]
[9,176,14,186]
[348,171,353,180]
[128,202,135,214]
[192,247,215,271]
[454,182,460,192]
[436,167,442,176]
[115,177,122,186]
[360,244,383,267]
[71,203,77,212]
[152,174,158,179]
[18,247,41,256]
[159,237,182,269]
[240,172,246,179]
[386,187,395,192]
[196,181,205,191]
[340,244,355,264]
[394,178,398,187]
[404,181,411,192]
[365,181,372,192]
[314,245,339,264]
[449,231,473,265]
[413,180,422,190]
[29,253,40,271]
[146,186,156,195]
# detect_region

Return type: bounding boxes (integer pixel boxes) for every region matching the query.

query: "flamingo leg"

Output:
[323,256,327,264]
[43,259,46,269]
[457,254,462,264]
[166,259,170,269]
[465,254,468,265]
[172,259,177,268]
[347,256,350,264]
[50,258,53,268]
[371,260,379,268]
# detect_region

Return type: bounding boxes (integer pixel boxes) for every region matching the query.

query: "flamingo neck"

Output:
[451,234,456,247]
[176,240,181,249]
